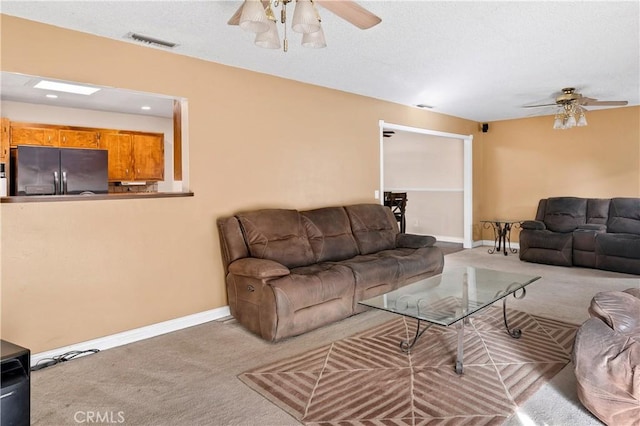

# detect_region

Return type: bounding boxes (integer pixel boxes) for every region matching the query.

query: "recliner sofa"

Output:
[217,203,444,341]
[519,197,640,275]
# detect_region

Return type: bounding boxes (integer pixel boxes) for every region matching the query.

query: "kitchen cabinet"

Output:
[59,129,99,148]
[100,132,133,181]
[10,124,58,147]
[10,123,99,149]
[5,121,164,183]
[99,131,163,182]
[1,118,10,196]
[132,134,164,181]
[1,118,9,164]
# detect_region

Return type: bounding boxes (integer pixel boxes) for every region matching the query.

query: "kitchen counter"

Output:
[0,191,194,203]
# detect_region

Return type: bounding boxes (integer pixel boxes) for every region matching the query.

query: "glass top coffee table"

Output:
[359,267,541,374]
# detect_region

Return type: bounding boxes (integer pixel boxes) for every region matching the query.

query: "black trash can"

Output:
[1,340,30,426]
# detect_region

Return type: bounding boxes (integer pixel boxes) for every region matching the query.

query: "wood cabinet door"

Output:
[132,134,164,181]
[59,129,99,148]
[10,126,58,147]
[0,118,9,163]
[100,132,133,181]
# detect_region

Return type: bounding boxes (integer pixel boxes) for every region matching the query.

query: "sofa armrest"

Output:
[577,224,607,232]
[521,220,546,231]
[228,258,290,279]
[396,233,436,249]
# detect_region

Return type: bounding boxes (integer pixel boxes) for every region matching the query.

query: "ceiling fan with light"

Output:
[228,0,381,52]
[524,87,628,130]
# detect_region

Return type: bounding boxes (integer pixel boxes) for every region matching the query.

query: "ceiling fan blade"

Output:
[581,99,628,107]
[522,103,557,108]
[315,0,382,29]
[228,1,270,25]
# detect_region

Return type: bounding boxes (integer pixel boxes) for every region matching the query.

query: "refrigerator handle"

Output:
[53,171,60,195]
[62,171,68,195]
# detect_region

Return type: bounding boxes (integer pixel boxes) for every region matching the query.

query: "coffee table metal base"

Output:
[399,288,526,375]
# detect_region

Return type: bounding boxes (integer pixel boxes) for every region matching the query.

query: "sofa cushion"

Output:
[270,263,355,312]
[344,204,397,255]
[236,209,315,268]
[519,229,573,266]
[543,197,587,232]
[586,198,610,225]
[608,198,640,235]
[596,233,640,259]
[381,247,444,281]
[301,207,360,262]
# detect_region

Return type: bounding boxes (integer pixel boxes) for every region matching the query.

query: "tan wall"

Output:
[0,15,478,352]
[476,107,640,241]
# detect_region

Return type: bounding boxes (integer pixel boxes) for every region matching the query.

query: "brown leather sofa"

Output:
[573,288,640,425]
[519,197,640,274]
[217,203,444,341]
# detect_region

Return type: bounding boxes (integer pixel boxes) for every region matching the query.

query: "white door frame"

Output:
[379,120,473,248]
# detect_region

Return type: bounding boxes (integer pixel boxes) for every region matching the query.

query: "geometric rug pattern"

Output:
[239,306,578,425]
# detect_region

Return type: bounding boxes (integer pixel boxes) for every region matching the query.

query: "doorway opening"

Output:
[379,120,473,248]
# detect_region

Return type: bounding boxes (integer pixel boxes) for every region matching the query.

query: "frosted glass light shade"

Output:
[566,115,577,128]
[292,0,321,34]
[255,20,281,49]
[553,116,564,129]
[240,0,269,33]
[577,113,588,127]
[302,25,326,48]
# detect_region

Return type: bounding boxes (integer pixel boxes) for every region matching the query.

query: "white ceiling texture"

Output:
[1,1,639,122]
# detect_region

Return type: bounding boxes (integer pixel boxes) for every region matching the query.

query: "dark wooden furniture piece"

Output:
[384,191,408,232]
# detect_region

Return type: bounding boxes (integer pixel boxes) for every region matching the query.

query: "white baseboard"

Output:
[438,238,521,250]
[31,306,231,368]
[476,240,521,250]
[433,235,465,244]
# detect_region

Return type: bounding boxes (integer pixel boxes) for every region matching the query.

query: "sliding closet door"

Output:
[383,132,464,242]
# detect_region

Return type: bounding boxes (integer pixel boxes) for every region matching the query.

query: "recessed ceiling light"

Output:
[45,94,58,99]
[34,80,101,95]
[415,104,434,109]
[141,106,151,110]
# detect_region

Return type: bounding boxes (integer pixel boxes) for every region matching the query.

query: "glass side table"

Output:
[480,220,523,256]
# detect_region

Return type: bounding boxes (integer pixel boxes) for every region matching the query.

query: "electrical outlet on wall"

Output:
[374,190,380,199]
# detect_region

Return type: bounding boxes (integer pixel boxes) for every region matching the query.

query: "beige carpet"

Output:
[29,247,639,425]
[239,305,577,425]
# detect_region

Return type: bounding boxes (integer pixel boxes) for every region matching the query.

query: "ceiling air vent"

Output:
[125,32,178,49]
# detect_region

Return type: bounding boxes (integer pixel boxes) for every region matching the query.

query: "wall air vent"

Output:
[125,32,178,49]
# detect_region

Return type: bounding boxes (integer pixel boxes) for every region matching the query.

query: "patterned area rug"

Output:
[239,306,578,425]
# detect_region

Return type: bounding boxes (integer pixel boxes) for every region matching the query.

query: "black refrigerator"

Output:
[11,145,108,196]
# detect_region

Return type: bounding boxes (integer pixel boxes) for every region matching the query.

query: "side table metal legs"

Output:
[482,221,519,255]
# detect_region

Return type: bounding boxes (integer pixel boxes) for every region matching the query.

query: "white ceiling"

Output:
[1,1,638,122]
